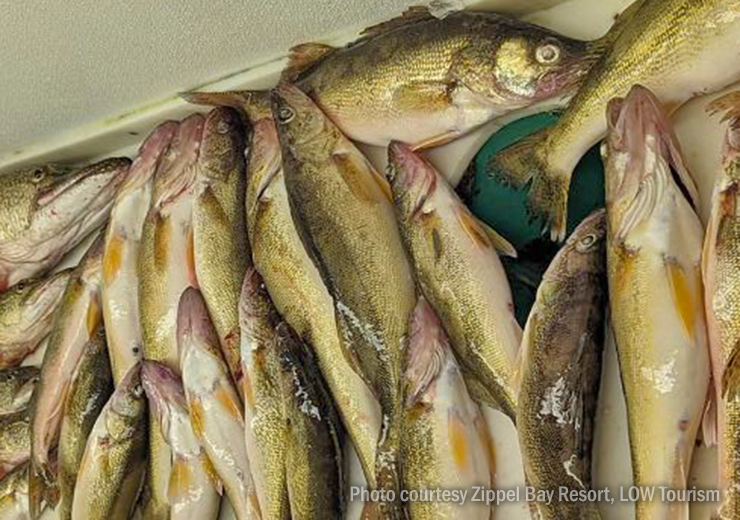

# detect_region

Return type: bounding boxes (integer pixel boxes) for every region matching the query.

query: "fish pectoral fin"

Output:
[479,217,517,258]
[665,260,698,342]
[196,187,230,228]
[392,81,454,114]
[281,43,336,82]
[453,205,516,257]
[168,456,193,502]
[722,341,740,401]
[701,382,718,447]
[200,452,224,495]
[333,152,393,204]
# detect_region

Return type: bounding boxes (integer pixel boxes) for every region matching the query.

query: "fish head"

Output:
[387,141,442,223]
[177,287,222,363]
[245,118,282,234]
[0,159,129,275]
[198,107,246,184]
[116,121,178,200]
[603,85,698,225]
[0,268,71,333]
[556,209,607,279]
[405,297,451,407]
[271,84,337,161]
[238,268,280,358]
[141,360,187,442]
[485,26,595,102]
[107,362,146,440]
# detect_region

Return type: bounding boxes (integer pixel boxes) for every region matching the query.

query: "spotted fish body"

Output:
[192,107,249,397]
[701,92,740,520]
[0,463,31,520]
[138,114,204,520]
[286,7,598,149]
[604,86,710,520]
[0,269,72,369]
[103,121,178,386]
[0,410,30,480]
[273,84,416,519]
[517,210,607,520]
[400,298,493,520]
[387,141,521,419]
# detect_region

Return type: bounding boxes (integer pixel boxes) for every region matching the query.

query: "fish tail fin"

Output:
[489,128,570,242]
[28,463,58,519]
[370,411,404,520]
[702,382,718,447]
[181,90,272,121]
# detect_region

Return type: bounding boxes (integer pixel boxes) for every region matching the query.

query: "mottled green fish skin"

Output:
[0,367,39,416]
[58,326,113,520]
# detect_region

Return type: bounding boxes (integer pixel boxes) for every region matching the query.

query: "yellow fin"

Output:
[333,153,393,204]
[214,383,243,422]
[393,82,452,113]
[281,43,336,82]
[103,232,124,285]
[455,205,494,250]
[186,224,197,288]
[153,214,171,272]
[666,262,696,341]
[189,398,207,441]
[479,218,517,258]
[168,457,192,503]
[722,343,740,400]
[448,409,471,473]
[86,299,102,338]
[200,453,223,495]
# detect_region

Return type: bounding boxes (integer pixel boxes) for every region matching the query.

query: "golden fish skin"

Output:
[239,270,289,520]
[58,326,113,520]
[0,463,31,520]
[0,410,30,479]
[193,107,249,398]
[286,7,597,149]
[273,84,416,519]
[0,367,39,416]
[138,114,204,520]
[401,298,493,520]
[71,363,147,520]
[178,288,261,520]
[701,92,740,520]
[494,0,740,241]
[605,86,710,520]
[29,235,104,516]
[103,121,178,386]
[0,158,130,290]
[273,320,345,520]
[239,101,380,486]
[387,141,521,419]
[518,210,607,520]
[141,361,221,520]
[0,269,72,369]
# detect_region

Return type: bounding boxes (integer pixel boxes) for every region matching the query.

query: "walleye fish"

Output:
[0,367,39,416]
[141,361,221,520]
[239,269,289,520]
[71,363,147,520]
[0,158,130,289]
[103,121,178,385]
[0,463,31,520]
[186,89,383,486]
[517,209,607,520]
[274,320,345,520]
[493,0,740,241]
[0,269,72,368]
[138,113,204,520]
[0,410,30,479]
[605,85,710,520]
[273,84,416,519]
[701,92,740,520]
[387,141,521,419]
[282,6,598,149]
[400,298,493,520]
[58,326,113,520]
[29,235,104,516]
[193,107,249,396]
[178,288,260,520]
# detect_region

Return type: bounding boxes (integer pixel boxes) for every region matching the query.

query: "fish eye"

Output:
[277,106,295,124]
[31,168,46,183]
[577,233,598,252]
[535,43,561,65]
[14,282,26,293]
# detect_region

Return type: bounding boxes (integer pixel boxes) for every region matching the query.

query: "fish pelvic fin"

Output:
[722,341,740,401]
[281,43,336,83]
[490,128,570,242]
[701,381,718,447]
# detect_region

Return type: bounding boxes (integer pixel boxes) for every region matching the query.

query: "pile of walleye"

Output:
[2,1,740,519]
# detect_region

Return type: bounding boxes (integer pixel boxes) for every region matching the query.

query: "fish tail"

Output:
[370,410,404,520]
[489,128,570,242]
[28,462,58,520]
[181,90,272,121]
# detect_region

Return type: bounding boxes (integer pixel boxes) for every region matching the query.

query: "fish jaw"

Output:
[177,288,222,362]
[0,158,129,288]
[405,297,449,407]
[0,367,39,416]
[0,269,72,367]
[245,118,282,240]
[141,360,188,442]
[387,141,438,222]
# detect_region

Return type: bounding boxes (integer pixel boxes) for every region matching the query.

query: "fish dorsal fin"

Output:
[281,43,336,83]
[360,6,435,40]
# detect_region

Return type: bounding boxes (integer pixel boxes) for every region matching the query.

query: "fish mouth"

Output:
[23,269,73,321]
[534,39,600,100]
[141,360,187,439]
[117,121,179,200]
[177,288,220,359]
[387,141,437,219]
[37,158,130,208]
